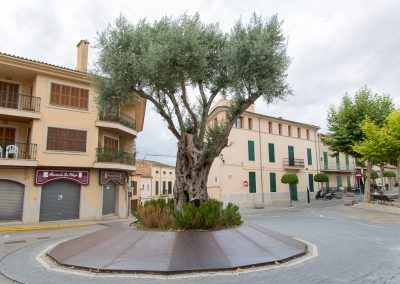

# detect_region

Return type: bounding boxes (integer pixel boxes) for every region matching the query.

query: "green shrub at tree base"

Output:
[135,198,243,230]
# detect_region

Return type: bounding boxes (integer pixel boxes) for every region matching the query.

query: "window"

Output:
[268,143,275,163]
[249,172,256,193]
[288,126,292,137]
[337,176,342,188]
[168,181,172,194]
[345,155,350,170]
[50,83,89,110]
[163,171,166,175]
[0,81,19,109]
[156,170,159,174]
[323,152,328,170]
[104,136,119,150]
[248,140,255,161]
[336,156,340,170]
[155,181,159,195]
[234,117,242,128]
[278,124,282,135]
[269,172,276,192]
[268,122,272,133]
[288,145,295,166]
[307,148,312,165]
[248,118,253,130]
[0,127,16,143]
[163,181,167,194]
[46,127,87,152]
[169,171,172,175]
[297,127,301,138]
[306,129,310,140]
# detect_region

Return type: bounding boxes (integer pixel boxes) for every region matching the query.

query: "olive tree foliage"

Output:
[94,13,292,209]
[281,173,299,185]
[314,173,329,191]
[323,87,394,202]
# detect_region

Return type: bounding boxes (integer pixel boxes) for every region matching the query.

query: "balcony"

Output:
[283,158,305,169]
[96,111,137,137]
[321,163,355,173]
[93,148,136,172]
[0,92,41,120]
[0,141,38,167]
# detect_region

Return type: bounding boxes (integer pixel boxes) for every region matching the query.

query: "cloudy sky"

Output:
[1,0,399,165]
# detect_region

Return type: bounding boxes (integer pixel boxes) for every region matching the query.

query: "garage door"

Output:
[0,180,24,222]
[102,182,116,215]
[40,180,80,222]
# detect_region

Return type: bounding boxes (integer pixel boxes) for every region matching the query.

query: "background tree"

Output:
[383,171,397,190]
[323,87,394,202]
[314,173,329,192]
[281,173,298,207]
[94,14,291,210]
[353,110,400,197]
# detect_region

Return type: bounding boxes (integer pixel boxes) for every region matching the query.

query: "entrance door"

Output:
[290,184,298,201]
[0,180,24,222]
[40,180,80,222]
[0,82,19,109]
[102,182,117,215]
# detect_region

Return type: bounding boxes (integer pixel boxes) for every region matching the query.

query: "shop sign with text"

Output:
[35,170,89,185]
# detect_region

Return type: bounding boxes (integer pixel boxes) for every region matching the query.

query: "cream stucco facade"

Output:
[0,41,146,224]
[207,99,356,208]
[132,160,175,207]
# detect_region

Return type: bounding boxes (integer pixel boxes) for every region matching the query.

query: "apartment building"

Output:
[318,134,356,190]
[0,40,146,223]
[207,99,320,207]
[133,160,175,207]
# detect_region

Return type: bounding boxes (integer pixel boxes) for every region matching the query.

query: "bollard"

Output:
[307,187,310,204]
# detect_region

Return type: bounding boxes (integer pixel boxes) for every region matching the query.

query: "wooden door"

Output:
[104,136,119,150]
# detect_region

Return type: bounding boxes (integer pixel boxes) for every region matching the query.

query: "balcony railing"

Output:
[0,141,37,160]
[322,163,355,172]
[0,92,41,112]
[283,158,305,168]
[96,148,135,165]
[98,111,136,130]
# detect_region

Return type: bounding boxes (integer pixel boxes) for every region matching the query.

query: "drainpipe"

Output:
[315,131,320,191]
[258,116,265,204]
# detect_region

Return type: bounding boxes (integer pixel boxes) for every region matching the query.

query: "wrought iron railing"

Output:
[0,141,37,160]
[322,163,355,171]
[96,148,135,165]
[98,111,136,130]
[0,92,41,112]
[283,158,305,168]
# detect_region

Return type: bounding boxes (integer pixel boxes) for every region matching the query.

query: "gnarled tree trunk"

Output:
[174,134,213,211]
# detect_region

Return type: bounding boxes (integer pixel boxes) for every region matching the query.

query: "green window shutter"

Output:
[323,152,328,170]
[308,174,314,192]
[290,184,298,201]
[347,176,351,190]
[155,181,159,195]
[326,179,330,190]
[336,156,340,170]
[307,148,312,165]
[337,176,342,188]
[249,172,256,193]
[248,140,255,161]
[288,145,295,166]
[345,155,349,170]
[268,143,275,163]
[269,172,276,192]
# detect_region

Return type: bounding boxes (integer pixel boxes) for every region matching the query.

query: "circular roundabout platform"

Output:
[46,221,307,274]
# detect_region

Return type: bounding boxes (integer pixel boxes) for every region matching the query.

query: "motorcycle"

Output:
[315,189,324,199]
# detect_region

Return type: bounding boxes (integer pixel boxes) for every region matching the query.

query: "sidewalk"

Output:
[0,217,132,232]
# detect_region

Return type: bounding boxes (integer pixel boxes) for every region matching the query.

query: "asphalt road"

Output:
[1,200,400,283]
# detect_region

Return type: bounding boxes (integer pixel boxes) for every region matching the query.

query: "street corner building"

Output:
[0,40,146,224]
[206,99,357,208]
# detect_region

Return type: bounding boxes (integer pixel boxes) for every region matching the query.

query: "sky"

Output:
[1,0,399,166]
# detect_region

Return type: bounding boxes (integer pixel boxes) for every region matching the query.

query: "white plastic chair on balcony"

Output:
[6,145,18,159]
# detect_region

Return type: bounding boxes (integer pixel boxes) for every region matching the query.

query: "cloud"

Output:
[1,0,399,164]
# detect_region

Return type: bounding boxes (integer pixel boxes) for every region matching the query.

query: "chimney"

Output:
[76,39,90,72]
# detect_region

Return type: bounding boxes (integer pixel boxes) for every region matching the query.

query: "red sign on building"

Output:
[35,170,90,185]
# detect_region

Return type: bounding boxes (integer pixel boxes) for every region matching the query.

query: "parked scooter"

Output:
[315,188,336,200]
[315,189,324,199]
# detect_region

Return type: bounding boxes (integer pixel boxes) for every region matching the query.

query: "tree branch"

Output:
[165,90,185,132]
[198,86,221,143]
[134,88,181,140]
[180,80,198,134]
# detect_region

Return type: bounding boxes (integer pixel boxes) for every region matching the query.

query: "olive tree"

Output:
[94,13,291,210]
